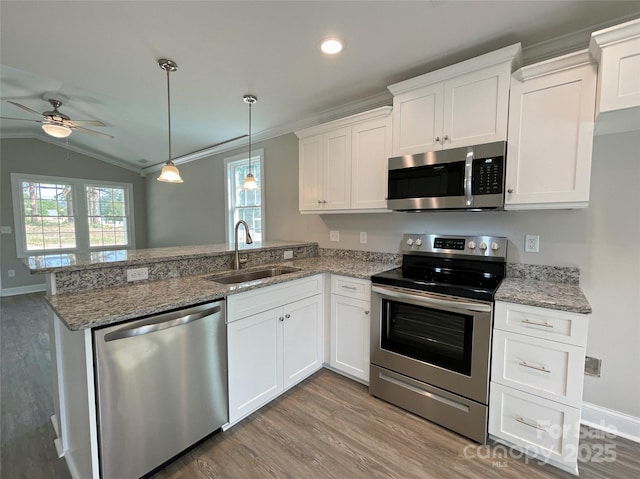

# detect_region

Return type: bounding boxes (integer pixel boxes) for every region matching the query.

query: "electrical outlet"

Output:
[585,356,602,377]
[330,230,340,242]
[283,250,293,260]
[0,226,12,234]
[8,269,15,278]
[126,267,149,282]
[360,232,367,244]
[525,234,540,253]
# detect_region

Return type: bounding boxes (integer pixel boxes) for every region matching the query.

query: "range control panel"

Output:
[402,234,508,260]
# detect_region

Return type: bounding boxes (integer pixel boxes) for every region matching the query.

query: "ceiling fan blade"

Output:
[72,125,114,139]
[70,119,107,127]
[6,100,44,118]
[0,116,43,123]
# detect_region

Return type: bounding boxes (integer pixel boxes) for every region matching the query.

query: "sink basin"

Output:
[207,267,301,285]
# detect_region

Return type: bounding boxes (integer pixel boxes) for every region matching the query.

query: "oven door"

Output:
[370,284,492,404]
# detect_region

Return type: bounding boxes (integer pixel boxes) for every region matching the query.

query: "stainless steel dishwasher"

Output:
[93,300,227,479]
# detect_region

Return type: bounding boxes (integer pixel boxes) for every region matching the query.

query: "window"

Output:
[224,149,265,245]
[11,174,134,257]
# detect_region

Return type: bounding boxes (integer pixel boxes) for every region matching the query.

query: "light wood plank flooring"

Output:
[2,293,638,479]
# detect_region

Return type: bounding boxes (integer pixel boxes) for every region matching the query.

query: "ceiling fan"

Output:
[1,93,113,139]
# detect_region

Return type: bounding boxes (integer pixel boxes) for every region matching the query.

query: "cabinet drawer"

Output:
[491,330,585,407]
[227,275,324,322]
[494,302,588,346]
[489,383,580,471]
[331,275,371,301]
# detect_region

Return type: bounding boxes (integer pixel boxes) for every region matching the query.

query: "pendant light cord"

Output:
[248,99,252,174]
[166,66,172,163]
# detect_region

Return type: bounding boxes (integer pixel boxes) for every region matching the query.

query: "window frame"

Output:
[11,173,135,257]
[223,148,265,245]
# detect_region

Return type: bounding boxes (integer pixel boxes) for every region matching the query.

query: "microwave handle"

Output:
[464,151,473,206]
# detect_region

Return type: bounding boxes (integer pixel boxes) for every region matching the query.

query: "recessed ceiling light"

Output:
[321,38,343,55]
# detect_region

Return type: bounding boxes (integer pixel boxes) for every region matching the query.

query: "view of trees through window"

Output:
[22,181,76,251]
[86,186,128,247]
[231,160,262,243]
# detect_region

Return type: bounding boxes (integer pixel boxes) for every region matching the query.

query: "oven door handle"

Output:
[371,285,491,313]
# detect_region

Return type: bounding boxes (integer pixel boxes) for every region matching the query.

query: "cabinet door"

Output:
[351,116,392,210]
[330,294,371,382]
[392,83,444,156]
[505,63,596,209]
[282,294,323,389]
[227,307,283,423]
[442,63,510,149]
[298,135,323,211]
[323,127,352,210]
[598,37,640,113]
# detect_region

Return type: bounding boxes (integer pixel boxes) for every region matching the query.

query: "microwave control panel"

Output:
[472,157,503,195]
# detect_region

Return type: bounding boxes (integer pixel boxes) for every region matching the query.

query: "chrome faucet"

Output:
[233,220,253,270]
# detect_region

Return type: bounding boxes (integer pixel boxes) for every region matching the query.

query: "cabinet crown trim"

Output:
[295,106,392,139]
[590,17,640,54]
[514,49,594,81]
[388,43,522,95]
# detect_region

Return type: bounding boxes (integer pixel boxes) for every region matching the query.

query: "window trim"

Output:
[223,148,265,245]
[11,173,135,257]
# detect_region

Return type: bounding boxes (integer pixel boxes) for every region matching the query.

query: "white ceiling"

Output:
[1,1,639,173]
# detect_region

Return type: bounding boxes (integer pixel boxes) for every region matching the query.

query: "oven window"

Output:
[387,161,465,199]
[381,299,473,375]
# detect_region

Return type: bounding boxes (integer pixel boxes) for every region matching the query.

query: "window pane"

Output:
[228,156,262,244]
[86,186,129,247]
[22,181,76,251]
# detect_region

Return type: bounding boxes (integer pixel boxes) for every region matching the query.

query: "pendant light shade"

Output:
[242,94,258,190]
[157,59,183,184]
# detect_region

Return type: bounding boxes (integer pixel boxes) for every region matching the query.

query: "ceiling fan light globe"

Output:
[242,172,258,190]
[42,122,72,138]
[157,163,183,183]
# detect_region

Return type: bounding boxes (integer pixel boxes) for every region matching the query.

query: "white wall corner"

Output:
[582,401,640,443]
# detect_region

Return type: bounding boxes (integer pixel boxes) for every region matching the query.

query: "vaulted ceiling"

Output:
[1,1,639,173]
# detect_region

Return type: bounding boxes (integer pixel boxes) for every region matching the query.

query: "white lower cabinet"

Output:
[227,276,324,425]
[329,275,371,383]
[489,301,589,476]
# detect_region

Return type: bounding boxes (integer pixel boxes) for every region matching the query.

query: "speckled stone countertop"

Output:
[24,240,316,273]
[497,263,591,314]
[46,256,396,331]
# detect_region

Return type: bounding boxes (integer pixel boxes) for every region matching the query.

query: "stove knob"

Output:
[491,242,500,251]
[406,238,414,246]
[479,242,488,251]
[415,238,423,247]
[468,241,477,249]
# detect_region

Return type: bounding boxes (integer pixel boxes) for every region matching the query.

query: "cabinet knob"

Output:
[443,135,449,141]
[507,188,513,194]
[364,310,370,315]
[285,314,291,319]
[279,316,284,322]
[435,136,440,142]
[317,200,323,204]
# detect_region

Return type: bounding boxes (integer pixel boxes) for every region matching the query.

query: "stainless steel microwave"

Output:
[387,141,506,211]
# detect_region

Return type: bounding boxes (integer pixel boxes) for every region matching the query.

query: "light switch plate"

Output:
[127,267,149,282]
[283,250,293,260]
[359,232,367,244]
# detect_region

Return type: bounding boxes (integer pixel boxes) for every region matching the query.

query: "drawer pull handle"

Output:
[342,285,357,291]
[521,319,554,328]
[518,361,550,373]
[516,416,547,432]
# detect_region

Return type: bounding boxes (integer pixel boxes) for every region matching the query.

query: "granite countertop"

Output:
[24,240,316,273]
[46,256,395,331]
[496,278,592,314]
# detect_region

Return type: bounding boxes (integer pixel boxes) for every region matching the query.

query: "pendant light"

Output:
[157,58,183,183]
[242,94,258,190]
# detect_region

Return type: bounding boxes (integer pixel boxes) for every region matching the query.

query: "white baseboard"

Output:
[0,283,46,297]
[581,402,640,443]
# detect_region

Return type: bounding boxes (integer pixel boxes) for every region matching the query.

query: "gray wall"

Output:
[147,129,640,419]
[0,138,148,291]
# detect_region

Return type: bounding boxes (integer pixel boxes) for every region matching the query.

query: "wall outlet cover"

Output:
[0,226,12,234]
[126,267,149,282]
[330,230,340,242]
[525,234,540,253]
[359,232,367,244]
[283,250,293,260]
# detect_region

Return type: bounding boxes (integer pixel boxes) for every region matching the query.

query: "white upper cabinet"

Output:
[388,44,522,156]
[590,18,640,116]
[296,107,392,214]
[505,51,597,210]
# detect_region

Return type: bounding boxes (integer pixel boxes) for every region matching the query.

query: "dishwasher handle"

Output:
[104,303,222,342]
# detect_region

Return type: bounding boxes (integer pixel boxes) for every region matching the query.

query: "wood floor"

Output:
[2,293,638,479]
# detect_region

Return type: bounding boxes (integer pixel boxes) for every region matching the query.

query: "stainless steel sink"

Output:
[207,266,301,285]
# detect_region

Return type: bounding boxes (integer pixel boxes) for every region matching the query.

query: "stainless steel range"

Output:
[370,234,507,444]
